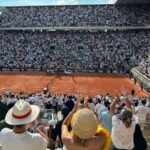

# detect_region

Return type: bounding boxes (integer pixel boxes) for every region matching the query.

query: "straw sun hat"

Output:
[71,108,98,139]
[5,99,40,125]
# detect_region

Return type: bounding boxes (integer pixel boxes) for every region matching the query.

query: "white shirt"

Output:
[28,96,37,103]
[51,99,57,107]
[0,128,47,150]
[98,107,108,119]
[88,103,95,111]
[58,96,64,105]
[95,103,104,114]
[111,115,137,149]
[136,105,149,124]
[7,98,17,105]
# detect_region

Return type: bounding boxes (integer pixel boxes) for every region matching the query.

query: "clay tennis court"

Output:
[0,72,149,97]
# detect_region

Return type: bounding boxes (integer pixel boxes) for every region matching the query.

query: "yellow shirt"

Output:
[96,125,111,150]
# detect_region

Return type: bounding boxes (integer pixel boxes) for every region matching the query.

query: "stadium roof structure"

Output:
[116,0,150,5]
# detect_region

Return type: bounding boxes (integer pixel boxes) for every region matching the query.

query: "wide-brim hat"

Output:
[71,108,98,139]
[5,99,40,125]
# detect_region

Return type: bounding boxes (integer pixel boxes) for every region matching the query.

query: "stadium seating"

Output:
[0,30,149,74]
[0,5,150,27]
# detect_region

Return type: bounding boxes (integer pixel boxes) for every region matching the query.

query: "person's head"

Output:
[68,95,73,100]
[88,98,93,103]
[104,100,110,107]
[121,107,133,128]
[43,88,48,94]
[19,91,24,95]
[5,99,40,131]
[61,106,70,119]
[133,100,138,107]
[10,94,14,98]
[48,120,56,129]
[141,99,147,106]
[0,95,2,101]
[71,108,98,147]
[97,98,101,104]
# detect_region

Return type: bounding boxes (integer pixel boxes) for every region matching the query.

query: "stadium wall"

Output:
[0,26,150,31]
[131,68,150,92]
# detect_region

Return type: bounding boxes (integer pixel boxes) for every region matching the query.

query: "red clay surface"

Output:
[0,72,149,97]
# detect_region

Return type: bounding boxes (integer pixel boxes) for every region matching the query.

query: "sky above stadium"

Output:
[0,0,117,6]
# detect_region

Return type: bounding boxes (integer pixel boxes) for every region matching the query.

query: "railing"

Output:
[0,26,150,31]
[39,109,58,121]
[0,67,126,74]
[131,68,150,92]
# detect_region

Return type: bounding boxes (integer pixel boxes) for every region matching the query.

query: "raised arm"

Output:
[84,96,89,109]
[36,125,50,145]
[62,97,80,144]
[124,97,132,110]
[110,97,118,117]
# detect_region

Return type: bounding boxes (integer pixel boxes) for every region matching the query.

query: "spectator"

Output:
[98,100,110,119]
[1,5,150,27]
[47,120,57,150]
[55,106,70,148]
[131,89,135,96]
[134,78,137,85]
[0,90,149,149]
[50,97,58,114]
[100,105,112,134]
[0,30,149,74]
[65,95,75,112]
[62,97,111,150]
[57,95,64,111]
[0,95,8,121]
[95,98,104,115]
[0,99,48,150]
[110,97,137,150]
[138,59,150,79]
[88,97,95,111]
[140,82,144,91]
[135,99,149,128]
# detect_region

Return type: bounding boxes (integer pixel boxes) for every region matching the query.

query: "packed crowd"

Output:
[0,3,150,150]
[138,58,150,79]
[0,89,150,150]
[0,30,149,73]
[0,5,150,27]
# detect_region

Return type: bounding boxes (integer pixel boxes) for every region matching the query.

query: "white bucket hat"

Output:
[5,99,40,125]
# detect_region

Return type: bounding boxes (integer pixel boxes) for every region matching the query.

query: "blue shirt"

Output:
[98,107,108,119]
[100,110,112,134]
